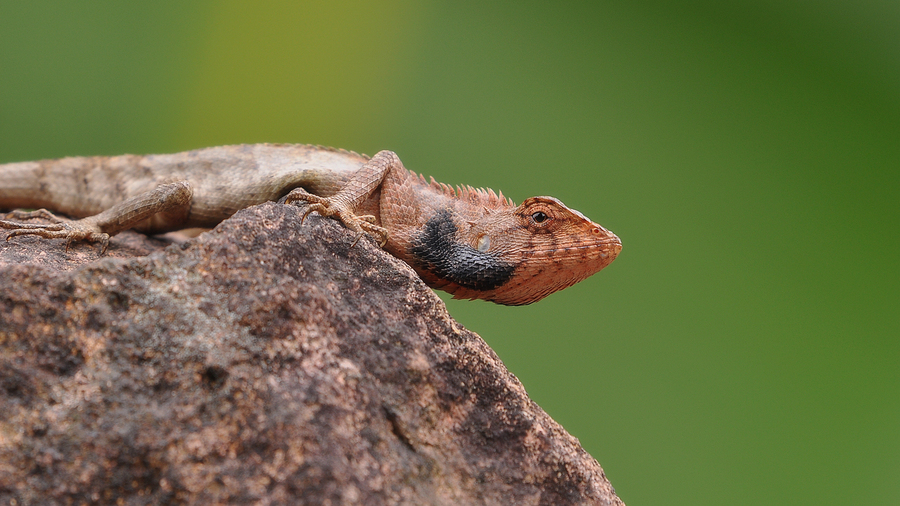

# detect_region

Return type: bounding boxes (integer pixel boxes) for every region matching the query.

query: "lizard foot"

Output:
[283,188,388,247]
[0,211,110,253]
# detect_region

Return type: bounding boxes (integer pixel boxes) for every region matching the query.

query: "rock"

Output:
[0,203,624,505]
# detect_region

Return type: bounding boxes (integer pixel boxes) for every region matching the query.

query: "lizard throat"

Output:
[409,209,515,291]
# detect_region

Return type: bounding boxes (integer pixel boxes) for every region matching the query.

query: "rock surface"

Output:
[0,203,623,505]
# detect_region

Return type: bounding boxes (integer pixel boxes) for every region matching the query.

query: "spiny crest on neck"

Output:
[414,172,515,210]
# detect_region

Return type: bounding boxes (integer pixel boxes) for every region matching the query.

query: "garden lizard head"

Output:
[408,196,621,305]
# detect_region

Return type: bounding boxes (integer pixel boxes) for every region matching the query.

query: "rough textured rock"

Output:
[0,203,623,505]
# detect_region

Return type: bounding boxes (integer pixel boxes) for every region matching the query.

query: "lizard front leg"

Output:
[0,181,192,253]
[284,150,400,246]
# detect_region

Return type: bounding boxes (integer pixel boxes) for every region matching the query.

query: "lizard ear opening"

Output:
[475,233,490,252]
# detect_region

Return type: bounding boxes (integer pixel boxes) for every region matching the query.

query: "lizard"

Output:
[0,144,621,305]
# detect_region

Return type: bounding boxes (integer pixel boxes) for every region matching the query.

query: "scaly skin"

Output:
[0,144,621,305]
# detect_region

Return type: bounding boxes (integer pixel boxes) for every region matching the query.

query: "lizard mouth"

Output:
[591,225,622,260]
[603,234,623,258]
[534,230,621,261]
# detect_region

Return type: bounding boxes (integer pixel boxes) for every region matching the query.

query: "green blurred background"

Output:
[2,1,897,504]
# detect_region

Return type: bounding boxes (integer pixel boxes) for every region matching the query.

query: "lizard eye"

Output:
[531,211,549,224]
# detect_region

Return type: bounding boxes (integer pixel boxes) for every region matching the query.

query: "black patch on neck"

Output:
[409,209,516,291]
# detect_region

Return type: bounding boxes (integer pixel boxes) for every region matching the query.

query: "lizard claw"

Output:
[298,203,328,226]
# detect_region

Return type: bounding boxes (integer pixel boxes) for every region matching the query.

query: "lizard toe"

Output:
[65,232,110,253]
[360,222,388,247]
[284,188,328,207]
[2,222,67,237]
[5,208,69,224]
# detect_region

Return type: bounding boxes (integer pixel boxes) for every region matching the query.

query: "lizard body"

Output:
[0,144,621,305]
